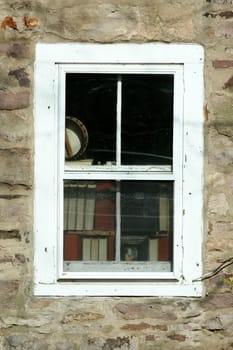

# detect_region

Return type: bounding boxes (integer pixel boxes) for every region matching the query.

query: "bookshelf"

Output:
[64,231,170,262]
[64,181,116,261]
[63,181,171,263]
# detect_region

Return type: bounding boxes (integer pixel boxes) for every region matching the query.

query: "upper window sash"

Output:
[57,64,183,176]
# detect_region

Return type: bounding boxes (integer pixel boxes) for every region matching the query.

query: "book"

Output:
[66,184,79,230]
[75,184,86,230]
[99,238,107,261]
[148,238,158,261]
[158,236,169,261]
[95,182,115,231]
[82,237,91,260]
[91,238,99,260]
[84,184,96,230]
[64,233,81,260]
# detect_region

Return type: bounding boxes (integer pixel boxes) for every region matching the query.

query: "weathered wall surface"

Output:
[1,0,233,349]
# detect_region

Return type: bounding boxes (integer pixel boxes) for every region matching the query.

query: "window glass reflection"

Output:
[121,181,173,262]
[66,74,117,164]
[121,75,173,165]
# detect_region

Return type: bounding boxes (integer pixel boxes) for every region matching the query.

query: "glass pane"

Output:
[63,180,116,261]
[121,75,173,166]
[65,74,117,165]
[120,181,173,265]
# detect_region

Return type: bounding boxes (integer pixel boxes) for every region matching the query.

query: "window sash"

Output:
[57,64,184,280]
[59,64,183,174]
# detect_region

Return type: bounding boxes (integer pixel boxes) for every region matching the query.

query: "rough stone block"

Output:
[121,323,151,331]
[114,303,177,321]
[215,221,233,233]
[80,336,138,350]
[62,312,104,323]
[202,293,233,310]
[212,60,233,69]
[219,314,233,330]
[55,342,75,350]
[207,172,225,188]
[6,336,49,350]
[0,91,30,110]
[8,68,30,87]
[209,149,233,167]
[218,22,233,38]
[0,229,21,240]
[0,281,18,309]
[0,148,32,186]
[2,316,52,328]
[208,193,229,216]
[209,94,233,136]
[6,335,25,348]
[202,317,224,331]
[41,1,196,42]
[0,43,30,59]
[167,334,186,342]
[0,111,31,148]
[224,74,233,88]
[0,195,31,229]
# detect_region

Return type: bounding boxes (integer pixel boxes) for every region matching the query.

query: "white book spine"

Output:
[76,184,86,230]
[99,238,107,261]
[84,184,96,230]
[91,239,99,260]
[82,238,91,260]
[67,185,77,230]
[148,238,158,261]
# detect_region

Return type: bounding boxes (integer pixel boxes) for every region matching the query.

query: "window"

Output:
[34,43,204,296]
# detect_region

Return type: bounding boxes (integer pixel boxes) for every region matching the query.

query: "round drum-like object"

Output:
[65,116,88,160]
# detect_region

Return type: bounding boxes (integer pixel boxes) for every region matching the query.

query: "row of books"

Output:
[64,185,170,233]
[83,237,107,260]
[64,182,115,231]
[64,234,169,261]
[64,234,114,261]
[63,181,170,261]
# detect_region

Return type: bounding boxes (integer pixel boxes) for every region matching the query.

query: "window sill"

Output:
[34,281,203,297]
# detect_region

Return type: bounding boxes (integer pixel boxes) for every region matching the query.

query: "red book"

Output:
[158,236,169,261]
[95,182,115,231]
[64,233,81,260]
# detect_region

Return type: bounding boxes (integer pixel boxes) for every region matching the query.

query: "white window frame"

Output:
[34,43,204,297]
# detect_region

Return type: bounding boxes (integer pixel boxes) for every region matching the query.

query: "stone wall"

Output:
[1,0,233,349]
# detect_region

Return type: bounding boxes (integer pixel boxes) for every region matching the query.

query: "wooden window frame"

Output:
[34,43,204,296]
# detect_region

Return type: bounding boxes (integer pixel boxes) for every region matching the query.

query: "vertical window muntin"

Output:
[57,64,184,280]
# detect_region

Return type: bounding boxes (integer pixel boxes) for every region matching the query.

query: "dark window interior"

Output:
[65,73,173,166]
